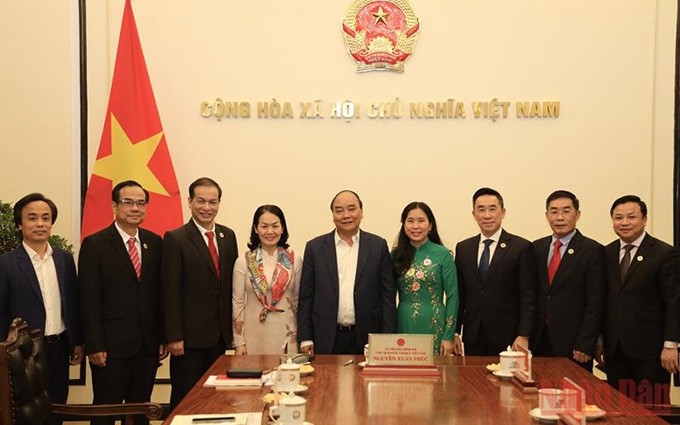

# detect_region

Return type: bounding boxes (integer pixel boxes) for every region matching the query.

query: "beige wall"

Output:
[82,0,678,252]
[1,0,678,403]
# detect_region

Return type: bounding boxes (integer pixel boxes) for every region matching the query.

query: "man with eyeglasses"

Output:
[78,180,166,425]
[162,177,238,408]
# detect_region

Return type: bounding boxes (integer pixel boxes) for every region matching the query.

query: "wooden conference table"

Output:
[164,355,666,424]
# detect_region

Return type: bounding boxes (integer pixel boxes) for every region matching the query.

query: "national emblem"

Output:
[342,0,420,73]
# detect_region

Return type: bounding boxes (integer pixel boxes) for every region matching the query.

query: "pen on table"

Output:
[343,359,354,366]
[191,416,236,423]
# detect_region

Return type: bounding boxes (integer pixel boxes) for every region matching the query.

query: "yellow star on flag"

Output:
[373,6,390,25]
[92,113,169,196]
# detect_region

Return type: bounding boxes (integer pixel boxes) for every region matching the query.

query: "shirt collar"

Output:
[334,229,360,246]
[114,222,139,243]
[479,228,503,244]
[192,217,215,234]
[22,241,53,260]
[552,229,577,245]
[619,231,646,249]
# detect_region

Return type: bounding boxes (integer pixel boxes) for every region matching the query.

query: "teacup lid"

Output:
[500,351,525,357]
[280,392,306,405]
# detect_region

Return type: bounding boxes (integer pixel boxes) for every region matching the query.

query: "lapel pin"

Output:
[567,248,574,255]
[143,243,148,249]
[500,243,507,248]
[637,255,643,262]
[219,232,225,238]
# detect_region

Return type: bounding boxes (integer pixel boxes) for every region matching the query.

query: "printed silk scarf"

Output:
[246,247,295,322]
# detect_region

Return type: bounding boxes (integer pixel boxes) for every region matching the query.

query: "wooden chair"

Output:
[0,318,163,425]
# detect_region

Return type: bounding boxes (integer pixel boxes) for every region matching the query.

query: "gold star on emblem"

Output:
[372,6,389,25]
[92,113,169,196]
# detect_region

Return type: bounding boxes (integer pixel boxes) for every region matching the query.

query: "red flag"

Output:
[81,0,182,240]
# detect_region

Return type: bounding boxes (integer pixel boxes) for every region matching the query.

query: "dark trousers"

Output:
[463,323,508,356]
[170,340,226,409]
[45,334,70,425]
[606,343,671,405]
[332,327,360,354]
[532,327,593,372]
[90,349,159,425]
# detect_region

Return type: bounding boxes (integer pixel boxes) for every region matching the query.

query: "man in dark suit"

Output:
[595,195,679,405]
[531,190,606,371]
[78,181,165,425]
[452,188,536,356]
[297,190,397,355]
[0,193,82,425]
[162,177,238,408]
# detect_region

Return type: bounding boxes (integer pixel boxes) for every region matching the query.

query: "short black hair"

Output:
[13,193,58,228]
[247,204,290,250]
[112,180,149,203]
[546,190,579,211]
[610,195,647,218]
[472,187,504,209]
[189,177,222,200]
[330,190,363,210]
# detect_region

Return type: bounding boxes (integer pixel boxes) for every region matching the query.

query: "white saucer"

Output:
[529,407,606,422]
[529,407,558,422]
[357,361,367,368]
[492,370,514,380]
[290,384,308,393]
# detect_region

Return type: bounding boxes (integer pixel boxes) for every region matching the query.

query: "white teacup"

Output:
[499,350,525,373]
[364,343,369,363]
[538,388,563,413]
[276,360,301,392]
[269,392,306,425]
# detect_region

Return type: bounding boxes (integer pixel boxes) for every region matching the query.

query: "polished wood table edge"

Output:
[164,354,666,425]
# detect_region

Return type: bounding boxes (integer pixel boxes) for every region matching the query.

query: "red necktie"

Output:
[127,237,141,279]
[206,231,221,279]
[547,240,562,285]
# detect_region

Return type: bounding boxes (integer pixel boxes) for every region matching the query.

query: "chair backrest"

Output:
[0,318,50,425]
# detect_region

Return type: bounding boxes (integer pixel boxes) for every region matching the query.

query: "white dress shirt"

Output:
[476,228,503,265]
[115,222,142,267]
[23,242,65,336]
[335,230,360,326]
[193,218,219,254]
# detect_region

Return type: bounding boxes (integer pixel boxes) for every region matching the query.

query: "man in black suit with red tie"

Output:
[452,188,537,356]
[162,177,238,408]
[79,181,165,425]
[531,190,606,371]
[595,195,679,405]
[0,193,83,425]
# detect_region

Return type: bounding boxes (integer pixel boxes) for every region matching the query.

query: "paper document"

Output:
[170,413,260,425]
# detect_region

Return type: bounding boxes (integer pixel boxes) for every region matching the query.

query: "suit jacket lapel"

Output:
[551,230,582,289]
[52,249,67,297]
[15,247,44,304]
[486,231,509,278]
[187,220,219,279]
[106,224,138,281]
[355,231,370,284]
[322,232,340,298]
[535,237,551,290]
[215,225,230,282]
[621,234,652,286]
[464,236,484,287]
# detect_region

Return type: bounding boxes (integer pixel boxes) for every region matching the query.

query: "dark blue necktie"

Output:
[479,239,493,279]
